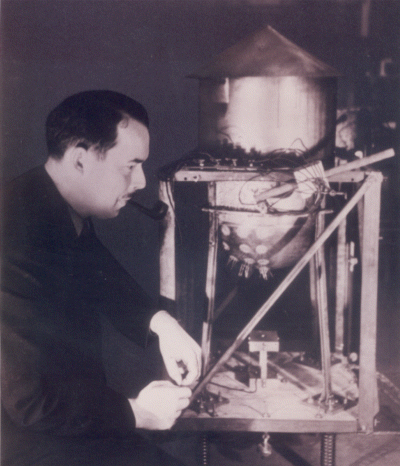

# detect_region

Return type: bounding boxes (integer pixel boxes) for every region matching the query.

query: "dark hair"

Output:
[46,90,149,159]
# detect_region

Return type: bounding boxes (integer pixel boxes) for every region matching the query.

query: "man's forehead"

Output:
[118,116,149,133]
[113,118,149,159]
[117,118,149,142]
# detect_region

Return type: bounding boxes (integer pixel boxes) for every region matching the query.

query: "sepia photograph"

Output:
[1,1,399,465]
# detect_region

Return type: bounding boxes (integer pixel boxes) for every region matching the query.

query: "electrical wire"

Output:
[209,381,257,394]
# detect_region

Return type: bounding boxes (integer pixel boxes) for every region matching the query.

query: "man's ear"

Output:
[70,146,87,173]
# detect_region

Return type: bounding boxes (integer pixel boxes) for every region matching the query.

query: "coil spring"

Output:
[321,434,336,466]
[202,434,209,466]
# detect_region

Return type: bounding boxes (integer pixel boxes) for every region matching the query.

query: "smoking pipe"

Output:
[128,199,169,220]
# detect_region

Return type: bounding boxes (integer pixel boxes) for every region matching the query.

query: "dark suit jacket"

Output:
[1,166,157,438]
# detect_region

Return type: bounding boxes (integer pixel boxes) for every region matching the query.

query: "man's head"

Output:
[45,91,150,219]
[46,90,149,159]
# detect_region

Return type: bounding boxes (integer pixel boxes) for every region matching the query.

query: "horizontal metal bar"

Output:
[175,417,357,433]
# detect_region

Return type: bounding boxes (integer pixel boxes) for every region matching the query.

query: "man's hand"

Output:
[129,380,191,430]
[150,311,201,386]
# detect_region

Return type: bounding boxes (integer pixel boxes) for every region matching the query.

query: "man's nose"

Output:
[130,165,146,192]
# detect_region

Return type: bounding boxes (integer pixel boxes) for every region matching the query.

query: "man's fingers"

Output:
[148,380,175,389]
[180,367,197,385]
[177,397,190,411]
[164,359,183,385]
[179,353,201,385]
[176,386,192,398]
[130,381,192,430]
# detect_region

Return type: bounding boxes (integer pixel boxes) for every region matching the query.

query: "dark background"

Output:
[1,0,399,344]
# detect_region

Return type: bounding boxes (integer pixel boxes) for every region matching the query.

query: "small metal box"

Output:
[248,330,280,353]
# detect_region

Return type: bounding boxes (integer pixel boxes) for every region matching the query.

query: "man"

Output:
[1,90,201,465]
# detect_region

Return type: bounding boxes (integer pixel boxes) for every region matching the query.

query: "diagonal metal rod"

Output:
[190,172,380,402]
[254,148,394,202]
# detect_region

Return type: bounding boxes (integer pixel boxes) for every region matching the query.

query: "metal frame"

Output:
[159,169,383,435]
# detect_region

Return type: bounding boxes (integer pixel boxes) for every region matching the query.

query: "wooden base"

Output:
[176,367,358,434]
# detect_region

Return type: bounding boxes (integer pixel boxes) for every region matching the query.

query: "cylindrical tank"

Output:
[198,75,337,158]
[191,26,339,161]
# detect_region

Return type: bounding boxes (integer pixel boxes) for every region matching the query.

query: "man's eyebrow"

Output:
[128,158,145,163]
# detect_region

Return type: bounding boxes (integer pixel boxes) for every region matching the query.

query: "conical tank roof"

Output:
[189,26,339,79]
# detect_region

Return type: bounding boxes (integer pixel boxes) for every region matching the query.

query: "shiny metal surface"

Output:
[214,175,320,275]
[198,75,337,155]
[192,26,338,157]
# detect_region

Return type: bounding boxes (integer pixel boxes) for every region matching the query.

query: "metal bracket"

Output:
[191,389,230,417]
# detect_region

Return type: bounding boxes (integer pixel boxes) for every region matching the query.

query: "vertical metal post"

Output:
[259,350,268,387]
[335,219,348,355]
[314,212,332,404]
[309,243,320,355]
[358,172,382,432]
[159,180,176,302]
[201,182,219,375]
